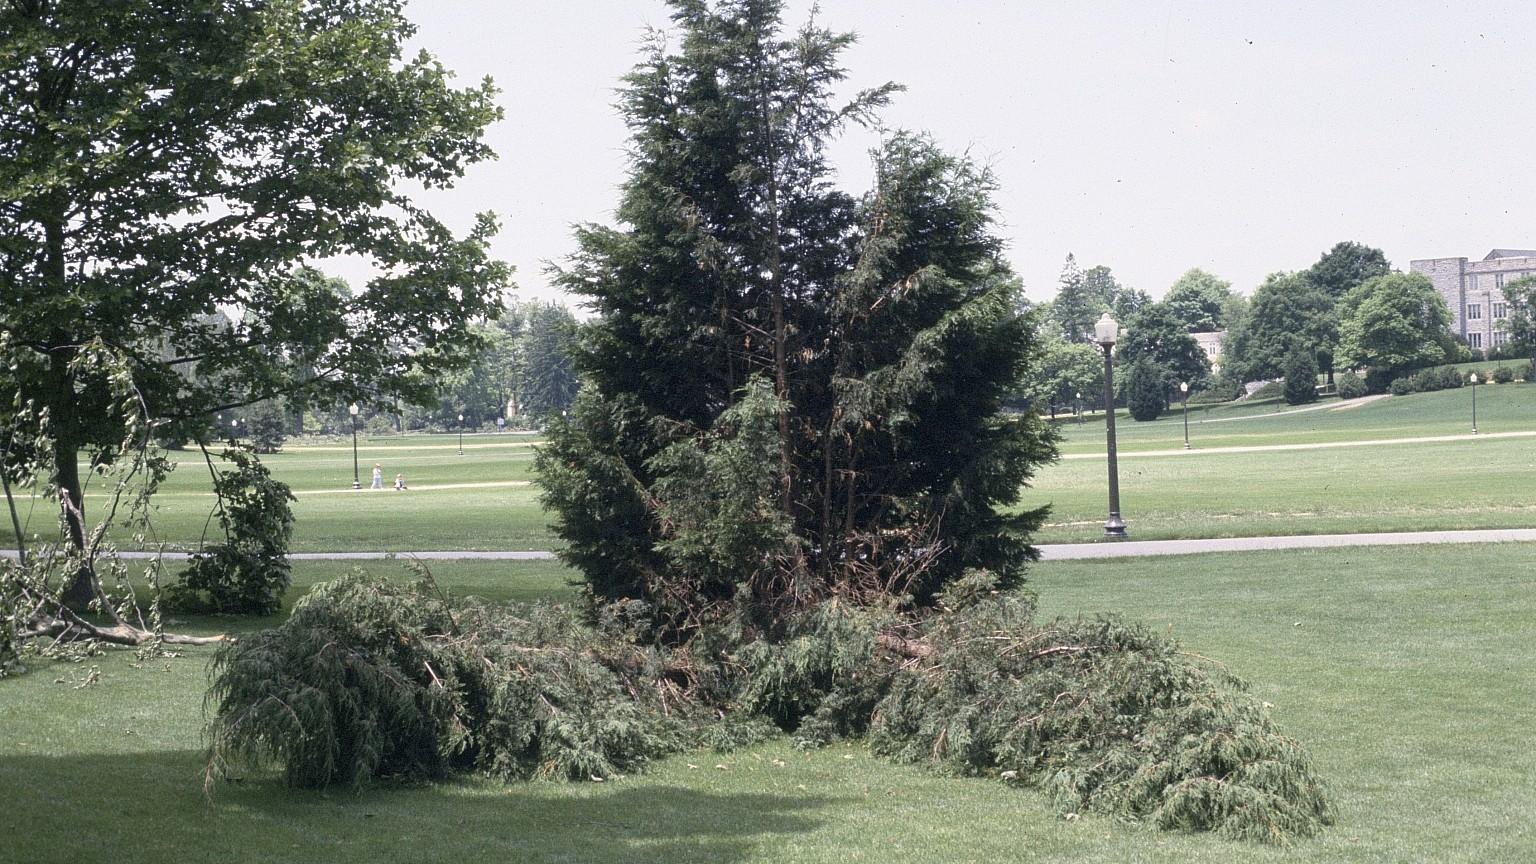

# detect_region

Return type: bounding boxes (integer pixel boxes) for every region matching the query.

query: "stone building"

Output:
[1410,249,1536,352]
[1191,330,1225,369]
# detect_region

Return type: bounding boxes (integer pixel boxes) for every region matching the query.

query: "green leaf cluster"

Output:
[168,444,296,615]
[1336,273,1455,377]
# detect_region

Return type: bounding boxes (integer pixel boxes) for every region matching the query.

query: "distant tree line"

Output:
[1029,240,1529,418]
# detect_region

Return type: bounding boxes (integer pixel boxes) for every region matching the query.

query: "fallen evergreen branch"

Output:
[205,572,1334,843]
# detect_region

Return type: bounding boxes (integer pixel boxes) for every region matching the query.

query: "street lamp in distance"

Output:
[458,413,465,456]
[1180,381,1190,449]
[1094,313,1127,539]
[1469,373,1479,434]
[349,402,361,489]
[1075,391,1084,424]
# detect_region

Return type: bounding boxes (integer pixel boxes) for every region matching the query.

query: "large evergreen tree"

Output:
[1049,254,1100,343]
[539,0,1054,636]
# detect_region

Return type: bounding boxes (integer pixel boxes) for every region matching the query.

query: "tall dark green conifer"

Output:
[539,0,1055,636]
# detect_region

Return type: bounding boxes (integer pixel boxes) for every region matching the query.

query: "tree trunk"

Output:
[54,431,96,608]
[43,213,96,608]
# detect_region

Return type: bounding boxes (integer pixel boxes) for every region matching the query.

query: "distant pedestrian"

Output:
[371,463,383,490]
[393,473,407,491]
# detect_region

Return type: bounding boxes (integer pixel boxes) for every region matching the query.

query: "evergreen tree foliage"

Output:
[1050,254,1101,343]
[207,572,1335,842]
[245,401,288,454]
[1123,356,1168,421]
[519,303,580,422]
[1282,350,1319,405]
[540,0,1055,636]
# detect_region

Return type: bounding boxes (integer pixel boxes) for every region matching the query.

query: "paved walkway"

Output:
[1061,429,1536,460]
[1034,528,1536,559]
[9,528,1536,563]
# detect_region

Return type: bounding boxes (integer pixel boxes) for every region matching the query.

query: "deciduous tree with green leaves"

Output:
[1116,303,1211,401]
[1307,241,1391,300]
[1163,268,1235,332]
[1336,273,1455,380]
[1,0,511,605]
[1498,274,1536,361]
[1224,273,1336,384]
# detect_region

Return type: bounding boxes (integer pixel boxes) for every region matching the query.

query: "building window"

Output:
[1493,331,1509,347]
[1467,303,1482,320]
[1496,273,1505,288]
[1469,274,1479,289]
[1469,332,1483,349]
[1494,302,1507,319]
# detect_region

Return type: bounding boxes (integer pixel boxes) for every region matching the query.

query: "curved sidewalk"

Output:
[1033,528,1536,560]
[9,528,1536,563]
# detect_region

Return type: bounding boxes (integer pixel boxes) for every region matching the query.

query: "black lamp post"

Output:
[457,413,465,456]
[1075,391,1084,424]
[1094,313,1127,538]
[349,402,360,489]
[1470,373,1479,434]
[1180,381,1190,449]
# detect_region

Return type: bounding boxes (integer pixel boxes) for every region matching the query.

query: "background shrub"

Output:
[1388,377,1413,396]
[1282,350,1319,405]
[1493,366,1515,384]
[1335,371,1368,399]
[1123,357,1167,421]
[246,402,288,454]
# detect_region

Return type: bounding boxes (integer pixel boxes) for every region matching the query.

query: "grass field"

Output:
[4,545,1533,863]
[5,382,1536,553]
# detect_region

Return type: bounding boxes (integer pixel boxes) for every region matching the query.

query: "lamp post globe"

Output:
[1094,313,1127,538]
[349,402,361,490]
[1180,381,1190,449]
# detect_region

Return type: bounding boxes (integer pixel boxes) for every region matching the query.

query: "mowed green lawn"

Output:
[3,545,1533,863]
[5,434,555,552]
[6,383,1536,553]
[1029,383,1536,542]
[1054,380,1532,455]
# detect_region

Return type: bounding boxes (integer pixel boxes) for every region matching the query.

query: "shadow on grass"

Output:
[0,749,835,864]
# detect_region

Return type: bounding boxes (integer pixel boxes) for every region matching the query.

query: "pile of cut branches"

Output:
[206,570,1334,842]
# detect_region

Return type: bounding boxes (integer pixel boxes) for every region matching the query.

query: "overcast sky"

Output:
[388,0,1536,307]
